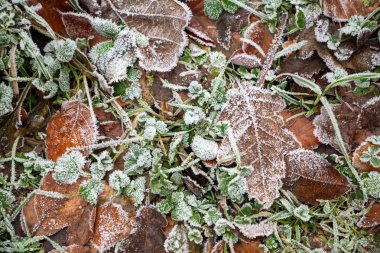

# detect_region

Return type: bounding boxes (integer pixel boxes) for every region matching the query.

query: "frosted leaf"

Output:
[367,135,380,146]
[58,65,70,92]
[184,107,206,125]
[360,145,380,168]
[20,151,54,176]
[209,51,227,70]
[339,16,365,36]
[217,83,300,208]
[293,204,311,221]
[0,189,15,211]
[204,0,223,20]
[79,178,104,205]
[109,170,130,192]
[171,199,193,221]
[124,176,146,206]
[123,82,142,100]
[52,151,86,184]
[44,39,76,63]
[0,82,13,116]
[164,225,189,253]
[217,167,249,202]
[191,135,218,161]
[314,19,329,43]
[43,55,61,76]
[89,150,113,180]
[188,81,203,99]
[322,0,379,22]
[169,134,183,164]
[104,0,191,72]
[124,144,152,175]
[91,17,120,39]
[188,229,202,244]
[363,172,380,198]
[283,149,351,204]
[235,222,277,239]
[31,79,58,99]
[204,208,222,226]
[214,218,234,236]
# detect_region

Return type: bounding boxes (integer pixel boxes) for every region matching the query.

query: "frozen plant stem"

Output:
[227,0,267,20]
[83,74,97,125]
[10,136,20,187]
[320,97,367,201]
[10,45,19,98]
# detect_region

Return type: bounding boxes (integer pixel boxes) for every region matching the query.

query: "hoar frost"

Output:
[52,151,86,184]
[0,82,13,116]
[191,135,218,161]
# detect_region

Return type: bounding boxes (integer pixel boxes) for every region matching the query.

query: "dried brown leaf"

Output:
[313,95,380,152]
[217,84,300,207]
[235,222,277,239]
[22,172,89,236]
[92,203,132,250]
[94,108,123,140]
[353,138,380,173]
[322,0,380,22]
[211,240,262,253]
[66,203,97,245]
[357,202,380,228]
[46,101,97,161]
[283,149,351,204]
[119,205,167,253]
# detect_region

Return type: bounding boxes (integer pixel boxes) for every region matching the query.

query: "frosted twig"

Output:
[257,14,288,88]
[10,45,19,98]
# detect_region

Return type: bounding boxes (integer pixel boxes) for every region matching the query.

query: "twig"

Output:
[10,45,19,98]
[258,14,288,88]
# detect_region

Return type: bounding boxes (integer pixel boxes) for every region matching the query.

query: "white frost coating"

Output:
[52,151,86,184]
[164,224,190,253]
[0,82,13,116]
[184,107,206,125]
[91,17,121,39]
[191,135,218,161]
[235,222,277,239]
[109,170,130,191]
[314,19,329,43]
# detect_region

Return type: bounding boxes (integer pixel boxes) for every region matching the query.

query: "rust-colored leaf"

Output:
[281,110,320,150]
[92,203,132,250]
[217,84,300,208]
[94,108,123,140]
[66,204,97,245]
[212,240,262,253]
[357,202,380,228]
[353,140,380,173]
[22,172,89,236]
[313,95,380,152]
[322,0,380,22]
[46,101,97,161]
[49,245,97,253]
[119,206,167,253]
[284,149,351,204]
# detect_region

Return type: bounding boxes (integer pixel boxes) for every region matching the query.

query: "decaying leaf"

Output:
[283,149,351,204]
[211,240,262,253]
[322,0,380,22]
[66,203,97,245]
[119,205,167,253]
[100,0,191,72]
[353,138,380,173]
[235,222,277,239]
[92,203,132,250]
[313,95,380,152]
[94,108,123,140]
[357,202,380,228]
[49,245,97,253]
[281,110,320,150]
[46,101,97,161]
[22,172,90,237]
[217,83,300,207]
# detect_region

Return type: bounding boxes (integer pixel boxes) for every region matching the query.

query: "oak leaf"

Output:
[217,83,300,208]
[283,149,351,204]
[92,203,132,250]
[357,202,380,228]
[22,172,90,237]
[46,101,97,161]
[119,205,168,253]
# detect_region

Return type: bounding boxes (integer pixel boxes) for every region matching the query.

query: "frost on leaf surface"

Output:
[92,203,131,250]
[235,222,277,239]
[283,149,351,204]
[101,0,191,72]
[217,83,300,208]
[119,205,167,253]
[46,101,97,161]
[164,224,189,253]
[0,82,13,117]
[52,150,86,184]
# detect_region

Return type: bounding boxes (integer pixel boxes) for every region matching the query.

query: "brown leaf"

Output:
[276,54,325,79]
[322,0,380,22]
[212,240,262,253]
[66,203,97,245]
[357,202,380,228]
[92,203,132,250]
[217,84,300,208]
[94,108,123,140]
[283,149,351,204]
[22,172,89,236]
[281,110,320,150]
[187,0,218,47]
[46,101,97,161]
[235,222,277,240]
[101,0,191,72]
[313,95,380,152]
[119,205,167,253]
[353,138,380,173]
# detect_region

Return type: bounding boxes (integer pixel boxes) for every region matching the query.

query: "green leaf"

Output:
[204,0,223,20]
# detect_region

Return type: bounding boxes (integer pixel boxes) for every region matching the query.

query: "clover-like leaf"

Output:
[217,83,300,208]
[102,0,191,72]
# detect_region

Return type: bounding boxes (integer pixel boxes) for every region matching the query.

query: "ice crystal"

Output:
[314,19,329,43]
[109,170,130,192]
[363,172,380,198]
[191,135,218,161]
[340,16,365,36]
[0,82,13,116]
[31,79,58,99]
[214,218,234,236]
[293,204,311,221]
[169,135,183,165]
[360,145,380,168]
[184,107,206,125]
[124,144,152,175]
[209,51,226,70]
[139,113,168,140]
[79,178,104,205]
[164,225,189,253]
[44,39,76,63]
[0,189,15,211]
[91,17,120,39]
[204,208,222,226]
[20,151,54,177]
[58,65,70,92]
[188,229,202,244]
[204,0,223,20]
[217,167,249,202]
[124,176,146,206]
[52,151,86,184]
[235,222,277,239]
[90,150,114,180]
